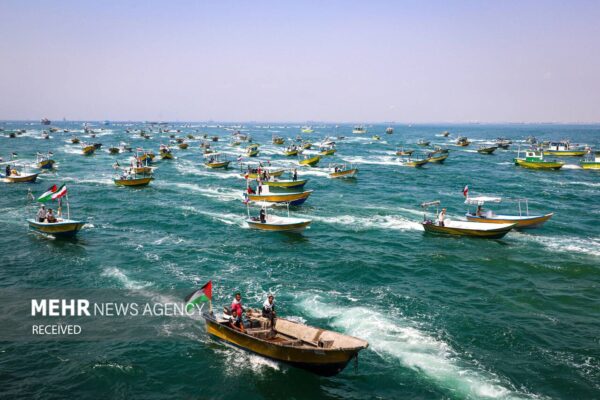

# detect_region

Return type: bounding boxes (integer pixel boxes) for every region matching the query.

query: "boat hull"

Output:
[421,222,514,238]
[320,149,336,156]
[244,170,284,179]
[248,191,312,206]
[405,159,429,167]
[247,219,311,232]
[299,156,321,167]
[27,219,85,237]
[114,177,153,186]
[3,173,38,183]
[543,150,586,157]
[581,162,600,169]
[263,179,308,188]
[247,150,259,157]
[330,169,358,179]
[37,160,55,169]
[514,159,564,170]
[204,317,358,376]
[428,154,448,163]
[477,147,498,154]
[284,150,299,156]
[205,161,230,169]
[465,213,553,229]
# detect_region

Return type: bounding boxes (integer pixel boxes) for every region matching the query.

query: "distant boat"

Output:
[581,150,600,169]
[301,126,314,134]
[514,149,564,170]
[352,125,367,134]
[386,127,394,134]
[41,118,51,125]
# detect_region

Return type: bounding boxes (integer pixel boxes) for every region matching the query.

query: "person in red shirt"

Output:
[230,292,243,317]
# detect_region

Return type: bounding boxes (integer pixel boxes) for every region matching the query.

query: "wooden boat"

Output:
[329,164,358,179]
[82,144,95,155]
[284,147,300,156]
[114,171,153,186]
[36,153,55,169]
[272,136,285,145]
[496,138,512,149]
[372,135,380,141]
[427,153,448,163]
[133,166,153,174]
[71,137,80,144]
[399,157,429,167]
[243,167,285,179]
[441,131,450,137]
[464,196,553,229]
[302,142,312,150]
[159,145,173,159]
[246,148,259,157]
[386,127,394,134]
[396,148,414,156]
[543,141,586,156]
[178,142,189,149]
[2,171,38,183]
[420,201,515,239]
[204,153,231,169]
[456,137,470,146]
[28,219,85,237]
[581,151,600,169]
[263,179,308,189]
[477,145,498,154]
[352,125,366,134]
[187,134,195,139]
[246,186,313,206]
[299,155,321,167]
[514,149,564,170]
[417,139,430,146]
[319,146,336,156]
[246,206,311,232]
[108,146,120,154]
[203,308,367,376]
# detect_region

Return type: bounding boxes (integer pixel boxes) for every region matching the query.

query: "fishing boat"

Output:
[41,118,51,125]
[542,141,587,157]
[420,201,515,239]
[178,142,189,149]
[246,185,313,206]
[242,166,285,179]
[477,145,498,154]
[36,152,55,169]
[441,131,450,137]
[202,305,367,376]
[71,137,80,144]
[138,151,155,164]
[204,153,231,169]
[526,136,537,144]
[302,141,312,150]
[8,131,16,138]
[272,136,285,145]
[496,138,511,149]
[396,148,414,156]
[299,154,321,167]
[93,143,103,150]
[120,142,132,152]
[431,146,449,155]
[108,146,120,154]
[114,171,153,186]
[427,153,449,163]
[352,125,366,134]
[187,134,195,139]
[28,185,84,237]
[514,149,564,170]
[301,126,314,133]
[159,145,174,159]
[386,127,394,134]
[399,156,429,167]
[417,139,430,146]
[1,161,38,183]
[456,137,470,147]
[319,145,336,156]
[41,131,50,140]
[284,145,300,156]
[372,135,381,141]
[262,178,308,189]
[246,204,311,232]
[464,196,553,229]
[82,144,95,155]
[580,150,600,169]
[329,164,358,179]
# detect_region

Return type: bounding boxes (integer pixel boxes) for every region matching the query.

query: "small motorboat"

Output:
[464,196,553,229]
[441,131,450,137]
[246,205,311,232]
[41,118,51,125]
[272,136,285,145]
[2,163,38,183]
[580,150,600,169]
[299,155,321,167]
[36,152,55,169]
[284,146,300,156]
[246,185,313,206]
[319,145,336,156]
[242,166,285,179]
[204,153,231,169]
[477,145,498,154]
[93,143,103,150]
[427,153,448,163]
[542,141,587,157]
[71,137,80,144]
[178,142,189,149]
[114,173,153,187]
[120,142,132,152]
[399,156,429,167]
[329,164,358,179]
[159,145,174,159]
[352,125,366,134]
[176,137,185,144]
[372,135,381,141]
[386,127,394,134]
[456,137,470,146]
[8,131,17,138]
[396,148,414,156]
[496,138,511,149]
[108,146,120,154]
[417,139,430,146]
[301,126,314,133]
[246,144,260,157]
[41,131,50,140]
[301,142,312,150]
[262,178,308,189]
[420,201,515,239]
[203,305,367,376]
[28,186,84,237]
[514,149,564,170]
[82,144,95,155]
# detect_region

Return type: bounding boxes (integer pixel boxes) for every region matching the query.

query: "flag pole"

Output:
[66,193,70,219]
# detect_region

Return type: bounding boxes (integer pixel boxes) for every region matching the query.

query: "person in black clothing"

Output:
[5,165,10,177]
[259,208,266,223]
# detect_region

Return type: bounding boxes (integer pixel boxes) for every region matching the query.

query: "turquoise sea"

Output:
[0,121,599,399]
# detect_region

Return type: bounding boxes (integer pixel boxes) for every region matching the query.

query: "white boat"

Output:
[352,125,367,134]
[246,204,311,232]
[464,196,553,229]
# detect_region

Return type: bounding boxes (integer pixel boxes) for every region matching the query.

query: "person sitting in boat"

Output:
[438,208,447,227]
[46,209,57,223]
[5,165,10,177]
[37,205,47,222]
[476,205,484,217]
[259,208,266,223]
[262,294,276,322]
[228,309,245,333]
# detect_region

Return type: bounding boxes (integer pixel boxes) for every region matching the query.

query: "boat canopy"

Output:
[465,196,502,205]
[420,200,440,208]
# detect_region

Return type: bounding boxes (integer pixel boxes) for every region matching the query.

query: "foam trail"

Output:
[341,155,401,166]
[513,232,600,258]
[178,205,247,227]
[299,295,527,399]
[306,214,423,231]
[101,267,152,290]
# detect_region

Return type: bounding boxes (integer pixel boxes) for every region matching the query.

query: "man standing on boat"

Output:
[231,292,243,317]
[438,208,447,227]
[36,205,47,222]
[262,294,276,328]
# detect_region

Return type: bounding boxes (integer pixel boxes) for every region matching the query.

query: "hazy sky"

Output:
[1,0,599,122]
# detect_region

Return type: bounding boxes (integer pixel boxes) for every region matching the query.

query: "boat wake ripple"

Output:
[306,214,423,231]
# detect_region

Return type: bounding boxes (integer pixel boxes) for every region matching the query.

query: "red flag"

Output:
[463,185,469,197]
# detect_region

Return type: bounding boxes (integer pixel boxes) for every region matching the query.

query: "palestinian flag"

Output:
[37,184,58,202]
[185,281,212,312]
[52,184,67,200]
